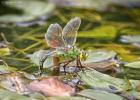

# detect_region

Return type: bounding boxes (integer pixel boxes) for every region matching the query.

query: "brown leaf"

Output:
[27,77,75,96]
[0,72,31,94]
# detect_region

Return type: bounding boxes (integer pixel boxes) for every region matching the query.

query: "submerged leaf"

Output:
[27,77,75,96]
[78,89,123,100]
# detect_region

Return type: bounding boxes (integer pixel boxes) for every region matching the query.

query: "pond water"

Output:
[0,0,140,99]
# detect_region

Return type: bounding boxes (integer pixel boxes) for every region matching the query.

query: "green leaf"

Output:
[121,35,140,43]
[47,97,87,100]
[0,89,48,100]
[0,47,10,56]
[0,89,30,100]
[125,61,140,69]
[127,90,140,100]
[29,92,47,100]
[120,28,140,35]
[83,50,117,63]
[0,65,17,73]
[0,0,55,23]
[30,50,53,68]
[83,61,117,72]
[78,89,123,100]
[78,69,140,91]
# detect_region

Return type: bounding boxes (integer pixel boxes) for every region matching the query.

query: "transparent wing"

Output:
[62,17,81,46]
[45,23,65,48]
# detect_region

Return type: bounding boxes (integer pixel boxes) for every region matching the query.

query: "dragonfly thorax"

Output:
[55,46,79,60]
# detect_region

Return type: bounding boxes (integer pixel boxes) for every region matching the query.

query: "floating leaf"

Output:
[125,61,140,69]
[0,89,31,100]
[127,90,140,100]
[0,0,54,23]
[83,61,118,72]
[0,65,17,74]
[0,89,48,100]
[120,35,140,48]
[47,96,87,100]
[30,50,53,68]
[120,35,140,43]
[78,69,140,91]
[77,89,123,100]
[83,50,117,63]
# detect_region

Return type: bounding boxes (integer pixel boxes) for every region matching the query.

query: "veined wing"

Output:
[62,17,81,46]
[45,23,65,48]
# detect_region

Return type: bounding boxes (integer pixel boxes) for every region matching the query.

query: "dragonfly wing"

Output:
[45,23,65,48]
[62,17,81,46]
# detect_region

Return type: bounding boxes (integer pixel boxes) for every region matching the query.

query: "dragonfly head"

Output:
[80,50,88,61]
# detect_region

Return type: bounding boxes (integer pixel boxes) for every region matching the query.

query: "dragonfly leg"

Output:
[78,59,84,72]
[62,60,73,75]
[76,56,84,72]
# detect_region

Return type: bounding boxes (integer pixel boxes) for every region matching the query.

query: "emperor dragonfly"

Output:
[39,17,87,75]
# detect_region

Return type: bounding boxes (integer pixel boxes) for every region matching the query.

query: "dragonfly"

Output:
[38,17,87,75]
